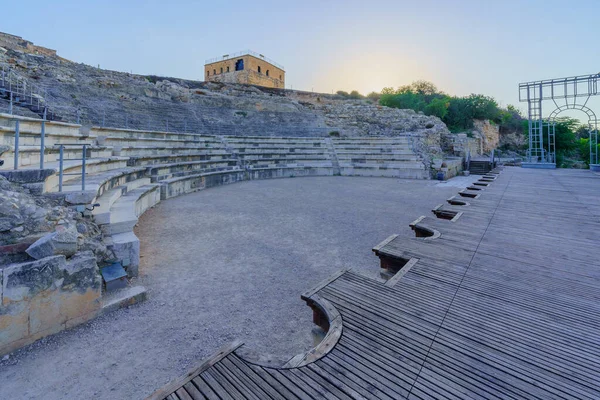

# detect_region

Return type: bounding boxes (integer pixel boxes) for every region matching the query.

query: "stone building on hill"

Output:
[205,50,285,89]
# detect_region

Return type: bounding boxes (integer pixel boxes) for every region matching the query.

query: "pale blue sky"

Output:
[4,0,600,114]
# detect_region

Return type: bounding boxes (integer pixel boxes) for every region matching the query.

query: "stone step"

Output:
[101,136,224,149]
[227,142,326,148]
[160,169,246,200]
[237,154,330,161]
[1,145,113,169]
[146,160,240,182]
[116,146,230,158]
[42,157,131,192]
[232,148,328,155]
[54,167,147,205]
[336,155,419,161]
[92,126,218,142]
[0,126,98,147]
[247,166,333,179]
[92,177,152,225]
[0,112,82,136]
[247,161,333,169]
[102,184,161,236]
[101,285,147,314]
[339,165,429,179]
[127,152,233,166]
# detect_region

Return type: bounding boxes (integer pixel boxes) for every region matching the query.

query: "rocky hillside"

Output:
[0,39,449,151]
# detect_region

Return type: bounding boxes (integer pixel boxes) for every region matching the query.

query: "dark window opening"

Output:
[235,59,244,71]
[279,75,282,80]
[258,66,262,74]
[266,70,269,77]
[206,70,209,76]
[213,69,216,75]
[220,67,223,73]
[226,66,230,72]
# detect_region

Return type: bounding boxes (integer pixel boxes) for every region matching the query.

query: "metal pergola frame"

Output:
[519,73,600,168]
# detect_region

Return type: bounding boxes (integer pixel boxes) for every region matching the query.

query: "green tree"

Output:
[424,96,450,119]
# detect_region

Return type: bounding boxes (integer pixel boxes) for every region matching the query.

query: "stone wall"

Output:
[205,54,284,88]
[0,252,101,355]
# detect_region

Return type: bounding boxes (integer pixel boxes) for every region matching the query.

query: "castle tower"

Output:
[204,51,285,89]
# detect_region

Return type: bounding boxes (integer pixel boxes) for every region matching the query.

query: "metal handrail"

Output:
[56,143,90,192]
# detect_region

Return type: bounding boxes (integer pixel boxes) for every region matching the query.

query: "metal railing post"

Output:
[40,107,47,169]
[58,145,64,192]
[81,144,87,190]
[9,92,13,114]
[13,119,19,170]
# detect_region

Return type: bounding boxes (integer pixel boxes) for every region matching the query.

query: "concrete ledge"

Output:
[521,162,556,169]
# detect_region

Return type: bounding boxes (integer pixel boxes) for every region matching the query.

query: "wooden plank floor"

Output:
[148,167,600,400]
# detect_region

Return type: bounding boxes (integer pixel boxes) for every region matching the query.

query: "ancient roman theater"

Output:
[1,34,600,400]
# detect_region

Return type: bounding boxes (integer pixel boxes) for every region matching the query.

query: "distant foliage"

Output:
[378,81,515,133]
[335,90,364,100]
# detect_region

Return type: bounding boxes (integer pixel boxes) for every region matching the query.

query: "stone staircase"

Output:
[332,137,430,179]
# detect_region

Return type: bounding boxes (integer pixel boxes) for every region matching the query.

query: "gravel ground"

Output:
[0,176,467,400]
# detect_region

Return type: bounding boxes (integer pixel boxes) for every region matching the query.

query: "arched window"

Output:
[266,70,269,77]
[279,75,282,80]
[213,69,216,75]
[207,70,209,76]
[220,67,223,73]
[226,66,230,72]
[258,66,261,74]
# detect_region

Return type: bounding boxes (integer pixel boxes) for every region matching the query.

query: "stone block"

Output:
[26,225,78,259]
[108,232,140,277]
[57,251,102,293]
[2,255,65,304]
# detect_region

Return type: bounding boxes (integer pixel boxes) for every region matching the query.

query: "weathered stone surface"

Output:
[473,119,500,153]
[25,233,57,259]
[52,225,78,257]
[0,169,55,184]
[2,255,65,303]
[25,225,78,259]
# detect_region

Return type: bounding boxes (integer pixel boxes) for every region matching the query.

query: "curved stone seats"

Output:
[159,169,246,200]
[100,184,161,277]
[42,157,130,192]
[247,165,333,179]
[91,126,219,143]
[113,146,229,158]
[127,152,233,166]
[1,144,113,170]
[0,125,98,148]
[100,136,224,149]
[146,160,241,182]
[56,166,147,205]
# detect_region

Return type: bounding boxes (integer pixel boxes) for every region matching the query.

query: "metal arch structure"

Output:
[519,72,600,168]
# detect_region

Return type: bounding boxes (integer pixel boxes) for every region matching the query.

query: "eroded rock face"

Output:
[473,120,500,153]
[0,176,113,265]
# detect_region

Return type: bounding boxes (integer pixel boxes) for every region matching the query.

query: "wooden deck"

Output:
[148,167,600,400]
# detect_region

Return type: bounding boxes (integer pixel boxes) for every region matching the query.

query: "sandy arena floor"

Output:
[0,176,468,400]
